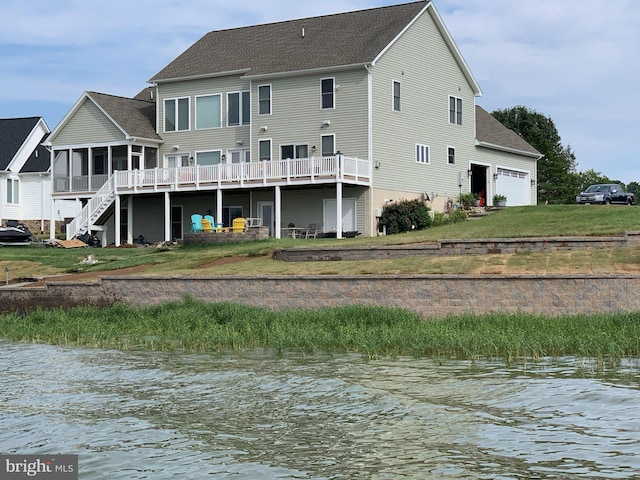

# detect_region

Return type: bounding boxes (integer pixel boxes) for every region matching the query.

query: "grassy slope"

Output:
[2,205,640,280]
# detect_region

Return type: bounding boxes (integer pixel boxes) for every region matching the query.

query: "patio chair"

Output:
[232,217,247,233]
[305,223,318,239]
[204,214,224,231]
[191,214,204,233]
[201,218,213,232]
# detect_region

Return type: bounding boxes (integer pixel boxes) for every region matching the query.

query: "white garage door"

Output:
[496,168,530,206]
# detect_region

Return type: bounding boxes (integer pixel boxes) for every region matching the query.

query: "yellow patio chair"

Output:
[232,217,247,232]
[201,218,213,232]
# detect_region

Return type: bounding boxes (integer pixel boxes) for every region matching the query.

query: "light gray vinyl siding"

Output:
[53,99,125,146]
[157,77,252,164]
[14,174,50,220]
[370,8,477,197]
[254,70,369,160]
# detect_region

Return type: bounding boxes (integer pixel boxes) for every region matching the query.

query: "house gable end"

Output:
[50,97,127,146]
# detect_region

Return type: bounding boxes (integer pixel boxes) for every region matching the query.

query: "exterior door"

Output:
[171,205,183,241]
[227,149,250,164]
[257,201,274,236]
[323,198,356,233]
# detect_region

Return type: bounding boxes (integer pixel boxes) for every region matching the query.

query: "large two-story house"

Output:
[46,0,540,244]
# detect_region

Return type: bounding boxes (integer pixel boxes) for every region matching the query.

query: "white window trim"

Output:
[321,133,336,157]
[164,152,191,168]
[227,90,251,127]
[279,143,310,160]
[320,77,335,110]
[195,93,222,130]
[164,97,190,132]
[447,146,456,165]
[258,84,272,116]
[416,143,430,164]
[6,178,19,204]
[449,95,463,126]
[392,80,401,112]
[259,138,272,161]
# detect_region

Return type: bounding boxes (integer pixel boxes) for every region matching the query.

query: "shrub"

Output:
[379,199,431,234]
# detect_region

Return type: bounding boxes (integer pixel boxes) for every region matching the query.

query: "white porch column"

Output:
[127,196,134,244]
[275,185,281,239]
[216,189,223,227]
[114,194,121,246]
[49,197,56,240]
[336,182,343,239]
[107,146,112,175]
[165,192,171,242]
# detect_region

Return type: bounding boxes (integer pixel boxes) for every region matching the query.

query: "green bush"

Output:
[379,199,431,234]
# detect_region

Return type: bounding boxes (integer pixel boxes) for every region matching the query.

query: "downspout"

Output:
[365,63,374,237]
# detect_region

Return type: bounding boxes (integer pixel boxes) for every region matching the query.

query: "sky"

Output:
[1,0,638,183]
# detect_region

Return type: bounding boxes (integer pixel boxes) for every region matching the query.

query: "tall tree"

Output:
[492,106,579,204]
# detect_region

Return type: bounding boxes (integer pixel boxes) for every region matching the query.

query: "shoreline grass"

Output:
[2,299,639,361]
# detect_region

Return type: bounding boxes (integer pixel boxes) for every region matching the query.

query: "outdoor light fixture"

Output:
[375,161,381,169]
[322,120,331,128]
[467,168,473,177]
[172,145,179,151]
[236,140,244,145]
[531,179,536,186]
[493,172,499,180]
[260,126,268,132]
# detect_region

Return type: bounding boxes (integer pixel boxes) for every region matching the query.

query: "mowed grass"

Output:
[2,204,640,281]
[1,299,639,360]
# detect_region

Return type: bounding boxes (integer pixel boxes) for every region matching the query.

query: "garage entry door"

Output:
[496,168,530,206]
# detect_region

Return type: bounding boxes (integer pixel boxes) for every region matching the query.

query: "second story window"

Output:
[321,78,334,109]
[164,97,189,132]
[195,94,221,129]
[449,96,462,125]
[393,81,401,112]
[258,85,271,115]
[228,91,250,126]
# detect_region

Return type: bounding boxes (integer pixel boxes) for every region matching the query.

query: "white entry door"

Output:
[227,149,250,164]
[323,198,356,233]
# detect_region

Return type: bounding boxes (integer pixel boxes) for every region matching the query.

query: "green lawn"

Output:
[2,204,640,280]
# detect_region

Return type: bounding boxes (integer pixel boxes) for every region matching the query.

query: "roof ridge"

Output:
[204,1,426,35]
[87,90,154,104]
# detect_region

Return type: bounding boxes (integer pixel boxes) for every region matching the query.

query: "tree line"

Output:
[491,106,637,204]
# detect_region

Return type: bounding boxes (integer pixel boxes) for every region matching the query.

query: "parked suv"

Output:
[576,184,634,205]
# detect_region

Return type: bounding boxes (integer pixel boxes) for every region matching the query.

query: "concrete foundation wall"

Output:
[2,274,639,317]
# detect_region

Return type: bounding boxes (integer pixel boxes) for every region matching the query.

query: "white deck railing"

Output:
[64,155,371,239]
[56,156,371,194]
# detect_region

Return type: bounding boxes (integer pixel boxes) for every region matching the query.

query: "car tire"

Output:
[627,198,633,206]
[605,198,611,205]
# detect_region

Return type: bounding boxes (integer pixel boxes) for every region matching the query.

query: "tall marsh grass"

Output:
[1,299,639,360]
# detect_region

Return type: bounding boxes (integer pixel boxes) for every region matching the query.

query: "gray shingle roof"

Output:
[21,135,51,173]
[0,117,41,170]
[87,92,160,141]
[475,106,540,157]
[150,1,427,82]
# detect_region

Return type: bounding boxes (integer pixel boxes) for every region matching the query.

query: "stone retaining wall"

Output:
[2,274,639,317]
[274,233,640,261]
[183,227,269,245]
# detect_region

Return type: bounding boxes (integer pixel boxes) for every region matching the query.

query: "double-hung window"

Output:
[321,78,334,109]
[6,179,19,204]
[416,144,430,164]
[259,139,272,161]
[448,147,456,164]
[393,81,401,112]
[164,97,189,132]
[228,91,250,126]
[258,85,271,115]
[195,94,221,129]
[321,134,335,157]
[449,96,462,125]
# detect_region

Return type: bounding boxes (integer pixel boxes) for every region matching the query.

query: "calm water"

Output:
[1,341,639,479]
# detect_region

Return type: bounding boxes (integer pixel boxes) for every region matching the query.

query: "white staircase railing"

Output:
[66,173,116,240]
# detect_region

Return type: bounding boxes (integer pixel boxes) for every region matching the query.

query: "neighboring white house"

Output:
[0,117,76,233]
[46,0,540,244]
